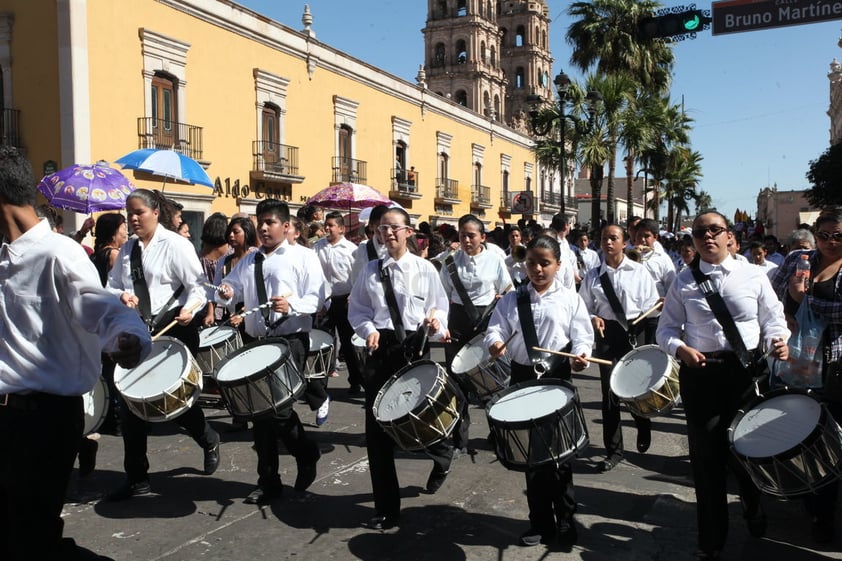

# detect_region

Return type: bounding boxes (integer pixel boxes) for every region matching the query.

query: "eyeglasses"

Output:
[377,224,410,234]
[691,225,727,239]
[816,230,842,242]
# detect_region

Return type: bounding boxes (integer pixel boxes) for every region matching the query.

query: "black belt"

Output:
[702,349,758,360]
[0,392,78,412]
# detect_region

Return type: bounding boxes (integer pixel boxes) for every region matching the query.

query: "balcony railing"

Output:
[252,141,299,176]
[332,156,367,184]
[500,191,510,210]
[471,184,492,206]
[541,190,562,208]
[0,109,21,148]
[137,117,203,160]
[391,168,419,193]
[435,178,459,201]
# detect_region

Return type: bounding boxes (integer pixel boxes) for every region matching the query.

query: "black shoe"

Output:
[519,527,549,547]
[557,518,578,547]
[203,443,220,475]
[598,456,621,472]
[695,550,720,560]
[294,456,318,491]
[106,480,151,501]
[365,515,399,530]
[348,384,364,396]
[425,467,450,494]
[741,497,766,538]
[636,426,651,454]
[244,485,282,505]
[811,516,835,544]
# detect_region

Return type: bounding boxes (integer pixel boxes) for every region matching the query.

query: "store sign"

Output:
[213,177,288,200]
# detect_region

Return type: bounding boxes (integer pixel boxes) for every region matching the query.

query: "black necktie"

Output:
[254,252,270,326]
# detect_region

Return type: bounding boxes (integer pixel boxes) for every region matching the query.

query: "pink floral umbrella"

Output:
[306,182,391,210]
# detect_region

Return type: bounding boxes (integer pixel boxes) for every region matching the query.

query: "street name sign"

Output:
[712,0,842,35]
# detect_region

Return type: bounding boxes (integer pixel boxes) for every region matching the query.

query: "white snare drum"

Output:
[214,338,305,418]
[373,360,463,451]
[451,333,511,398]
[352,333,368,369]
[729,389,842,498]
[487,379,589,472]
[114,336,203,422]
[303,329,334,379]
[196,325,243,375]
[82,376,110,435]
[610,345,681,418]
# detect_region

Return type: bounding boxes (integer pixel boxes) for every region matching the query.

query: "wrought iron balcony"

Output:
[471,184,492,208]
[332,157,367,184]
[137,117,203,160]
[435,178,460,203]
[390,168,422,200]
[252,141,299,176]
[0,109,21,148]
[499,191,511,210]
[541,190,562,209]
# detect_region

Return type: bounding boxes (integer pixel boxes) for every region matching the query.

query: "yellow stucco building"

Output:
[0,0,539,238]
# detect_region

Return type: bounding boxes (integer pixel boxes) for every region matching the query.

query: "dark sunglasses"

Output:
[816,230,842,242]
[691,225,727,239]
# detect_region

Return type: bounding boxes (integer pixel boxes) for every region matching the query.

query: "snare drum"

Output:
[451,333,511,398]
[82,376,110,435]
[729,389,842,498]
[214,338,305,418]
[487,379,589,472]
[373,360,463,451]
[196,325,243,375]
[610,345,680,418]
[114,336,203,422]
[303,329,335,379]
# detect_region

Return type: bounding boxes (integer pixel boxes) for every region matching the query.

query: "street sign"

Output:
[712,0,842,35]
[512,191,533,214]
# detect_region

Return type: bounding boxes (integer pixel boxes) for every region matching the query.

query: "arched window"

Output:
[480,42,487,64]
[493,95,500,120]
[439,152,449,181]
[487,1,493,20]
[515,26,525,47]
[515,67,525,89]
[474,162,483,187]
[434,43,446,66]
[542,30,548,49]
[535,26,539,45]
[490,45,496,67]
[151,72,177,149]
[456,39,467,64]
[455,90,468,107]
[483,91,491,117]
[500,27,508,47]
[457,0,467,16]
[540,70,549,88]
[337,124,353,182]
[437,0,447,18]
[395,141,407,183]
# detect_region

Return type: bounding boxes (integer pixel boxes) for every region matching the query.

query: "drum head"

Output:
[216,340,287,382]
[309,329,333,350]
[611,345,672,399]
[199,326,237,348]
[732,393,822,458]
[452,335,488,376]
[115,337,191,399]
[377,362,442,421]
[489,382,573,423]
[82,376,109,435]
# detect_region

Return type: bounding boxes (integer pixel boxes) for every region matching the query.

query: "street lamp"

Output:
[528,70,601,215]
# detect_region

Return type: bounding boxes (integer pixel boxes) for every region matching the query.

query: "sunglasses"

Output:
[815,230,842,242]
[691,225,727,239]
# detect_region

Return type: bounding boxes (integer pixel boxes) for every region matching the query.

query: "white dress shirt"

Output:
[504,252,527,286]
[217,241,328,338]
[484,278,593,365]
[641,249,677,298]
[579,256,660,322]
[1,219,151,395]
[313,236,358,296]
[349,251,449,341]
[108,224,208,316]
[657,256,790,357]
[440,248,511,307]
[579,247,601,274]
[350,237,386,286]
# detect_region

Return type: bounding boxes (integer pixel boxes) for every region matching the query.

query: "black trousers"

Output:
[679,354,761,553]
[0,393,93,560]
[804,399,841,523]
[326,294,363,387]
[595,319,654,459]
[510,361,576,534]
[245,332,320,490]
[364,329,453,520]
[120,321,219,483]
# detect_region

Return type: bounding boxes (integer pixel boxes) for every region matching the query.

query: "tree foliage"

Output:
[805,142,842,208]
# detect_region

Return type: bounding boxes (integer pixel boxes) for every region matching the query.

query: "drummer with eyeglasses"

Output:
[216,199,324,505]
[485,234,593,548]
[657,211,789,560]
[348,208,451,531]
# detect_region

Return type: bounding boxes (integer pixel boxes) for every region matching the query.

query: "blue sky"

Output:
[239,0,841,222]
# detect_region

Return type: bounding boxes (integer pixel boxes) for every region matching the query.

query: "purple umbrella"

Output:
[37,163,135,213]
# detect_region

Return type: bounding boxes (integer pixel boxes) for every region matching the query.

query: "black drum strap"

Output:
[691,267,754,369]
[379,259,406,343]
[445,254,479,326]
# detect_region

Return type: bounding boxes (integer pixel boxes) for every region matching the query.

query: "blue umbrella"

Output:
[116,148,214,188]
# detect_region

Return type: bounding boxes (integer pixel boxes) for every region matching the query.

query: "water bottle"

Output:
[796,254,811,280]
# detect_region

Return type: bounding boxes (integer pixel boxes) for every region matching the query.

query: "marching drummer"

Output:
[657,211,789,560]
[484,234,593,548]
[578,223,660,472]
[441,214,511,454]
[106,188,221,502]
[348,207,451,531]
[216,199,324,505]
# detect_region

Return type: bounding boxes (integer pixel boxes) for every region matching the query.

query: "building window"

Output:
[515,67,524,89]
[456,39,467,64]
[261,103,281,167]
[457,0,468,16]
[338,124,353,180]
[435,43,446,65]
[500,27,508,47]
[151,73,177,148]
[439,152,449,180]
[490,46,497,67]
[474,162,482,186]
[481,42,487,64]
[494,95,500,120]
[455,90,468,107]
[515,26,525,47]
[437,0,447,18]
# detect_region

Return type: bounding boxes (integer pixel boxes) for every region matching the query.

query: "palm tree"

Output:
[663,147,703,233]
[576,123,610,230]
[619,90,660,221]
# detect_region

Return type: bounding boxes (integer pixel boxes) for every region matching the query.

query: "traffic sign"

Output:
[712,0,842,35]
[512,191,533,214]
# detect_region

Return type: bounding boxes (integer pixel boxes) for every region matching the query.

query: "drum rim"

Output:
[610,345,677,399]
[486,378,578,428]
[198,324,239,345]
[83,376,110,435]
[373,359,449,422]
[728,388,829,462]
[213,337,293,384]
[113,336,191,392]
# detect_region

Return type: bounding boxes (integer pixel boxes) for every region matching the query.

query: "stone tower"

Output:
[422,0,553,128]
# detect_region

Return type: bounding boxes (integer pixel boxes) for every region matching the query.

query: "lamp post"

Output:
[528,71,601,215]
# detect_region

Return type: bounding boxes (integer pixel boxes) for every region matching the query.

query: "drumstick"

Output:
[203,281,226,293]
[630,301,664,326]
[222,292,293,325]
[152,301,205,341]
[415,307,436,358]
[489,330,519,363]
[531,346,613,366]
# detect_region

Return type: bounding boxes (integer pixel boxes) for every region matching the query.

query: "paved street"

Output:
[63,350,841,561]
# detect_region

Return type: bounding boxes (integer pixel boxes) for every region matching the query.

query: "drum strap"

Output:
[690,267,754,369]
[445,254,479,326]
[254,252,271,327]
[516,284,555,375]
[130,239,184,331]
[378,259,406,342]
[366,239,378,261]
[599,272,629,332]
